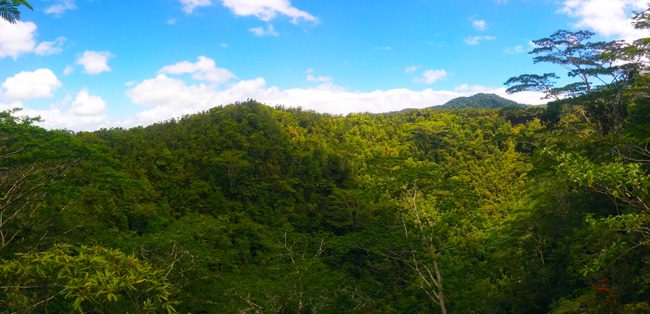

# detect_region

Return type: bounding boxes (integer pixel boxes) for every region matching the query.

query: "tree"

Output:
[0,158,68,250]
[0,111,72,251]
[505,30,626,99]
[400,182,448,314]
[0,0,32,23]
[0,244,177,313]
[504,30,633,135]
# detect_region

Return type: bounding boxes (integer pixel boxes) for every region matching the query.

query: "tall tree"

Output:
[400,182,448,314]
[505,30,626,99]
[505,29,640,135]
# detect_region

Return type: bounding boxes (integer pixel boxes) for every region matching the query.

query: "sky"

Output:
[0,0,648,131]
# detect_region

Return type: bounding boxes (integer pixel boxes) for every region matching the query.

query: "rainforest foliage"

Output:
[2,12,650,314]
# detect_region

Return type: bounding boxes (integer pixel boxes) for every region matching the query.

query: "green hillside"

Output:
[438,93,526,109]
[1,95,649,312]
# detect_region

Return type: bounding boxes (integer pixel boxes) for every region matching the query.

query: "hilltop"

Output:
[437,93,526,109]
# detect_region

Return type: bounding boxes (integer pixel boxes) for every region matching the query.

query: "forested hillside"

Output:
[437,93,525,109]
[1,90,649,312]
[1,4,650,314]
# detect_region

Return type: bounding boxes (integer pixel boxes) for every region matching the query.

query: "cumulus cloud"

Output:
[0,20,36,59]
[125,71,548,127]
[249,24,279,37]
[465,35,496,45]
[69,90,107,116]
[126,74,453,124]
[0,20,67,59]
[221,0,318,23]
[559,0,650,40]
[76,51,113,75]
[159,56,235,84]
[2,69,62,100]
[126,61,553,126]
[123,57,548,127]
[45,0,77,16]
[7,57,548,131]
[0,89,109,131]
[127,74,213,109]
[34,37,66,56]
[414,69,448,84]
[180,0,212,13]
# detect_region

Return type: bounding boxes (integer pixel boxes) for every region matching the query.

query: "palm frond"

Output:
[11,0,32,11]
[0,1,20,24]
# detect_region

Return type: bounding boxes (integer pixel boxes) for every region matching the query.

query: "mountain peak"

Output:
[437,93,525,109]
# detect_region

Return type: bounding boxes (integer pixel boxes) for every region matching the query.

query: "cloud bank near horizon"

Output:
[1,57,546,131]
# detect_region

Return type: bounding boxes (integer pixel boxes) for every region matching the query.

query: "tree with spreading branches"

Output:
[504,28,644,136]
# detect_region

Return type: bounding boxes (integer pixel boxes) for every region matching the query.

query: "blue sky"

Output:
[0,0,647,130]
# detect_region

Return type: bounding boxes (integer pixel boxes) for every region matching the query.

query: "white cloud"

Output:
[414,69,448,84]
[180,0,212,13]
[0,20,36,59]
[473,19,487,31]
[127,74,210,108]
[125,72,548,127]
[45,0,77,16]
[2,69,62,100]
[6,57,548,131]
[559,0,650,40]
[455,85,547,105]
[69,89,107,116]
[306,69,333,86]
[0,20,67,59]
[221,0,318,23]
[249,24,279,37]
[159,56,235,84]
[465,35,496,45]
[504,45,525,54]
[404,65,419,74]
[455,84,490,93]
[126,74,457,124]
[76,51,113,75]
[492,88,548,105]
[34,36,66,56]
[220,42,229,48]
[29,108,109,130]
[1,88,110,131]
[63,65,74,76]
[167,18,177,25]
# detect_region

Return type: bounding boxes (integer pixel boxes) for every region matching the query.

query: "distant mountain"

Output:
[437,93,526,109]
